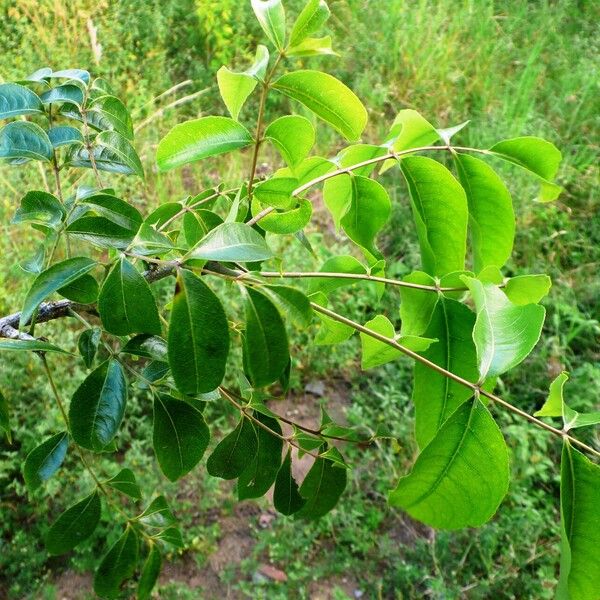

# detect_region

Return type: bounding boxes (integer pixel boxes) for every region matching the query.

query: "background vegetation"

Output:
[0,0,598,598]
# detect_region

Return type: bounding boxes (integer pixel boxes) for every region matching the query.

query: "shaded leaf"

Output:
[206,417,258,480]
[138,545,162,600]
[93,527,139,599]
[0,83,43,119]
[105,468,142,500]
[0,121,53,163]
[274,449,306,515]
[12,191,65,228]
[23,431,69,491]
[78,327,101,369]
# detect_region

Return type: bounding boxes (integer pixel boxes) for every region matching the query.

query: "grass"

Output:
[0,0,599,598]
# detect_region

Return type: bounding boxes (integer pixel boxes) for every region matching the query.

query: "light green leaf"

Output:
[45,492,101,555]
[69,359,128,452]
[20,257,97,327]
[336,143,388,176]
[168,270,229,396]
[189,221,273,262]
[153,394,210,481]
[207,416,258,479]
[273,70,367,141]
[504,274,552,305]
[401,156,468,277]
[251,0,286,49]
[138,545,162,600]
[290,0,330,46]
[389,398,509,529]
[251,197,312,234]
[48,126,84,148]
[437,120,469,145]
[559,443,600,600]
[489,136,562,201]
[307,255,366,296]
[399,271,439,336]
[412,298,479,449]
[455,153,515,273]
[265,115,315,168]
[385,109,440,152]
[105,468,142,500]
[94,527,139,599]
[287,36,337,57]
[462,277,545,379]
[0,121,53,163]
[23,432,69,491]
[12,190,65,228]
[254,176,298,209]
[0,83,43,119]
[157,116,253,172]
[98,257,162,336]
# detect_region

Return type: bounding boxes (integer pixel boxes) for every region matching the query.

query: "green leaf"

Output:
[49,69,90,85]
[217,45,269,120]
[75,193,143,233]
[78,328,101,369]
[559,443,600,600]
[20,257,97,327]
[251,0,286,49]
[0,83,43,118]
[489,136,562,201]
[454,153,515,273]
[261,284,313,328]
[0,121,53,163]
[504,274,552,305]
[399,271,438,336]
[153,394,210,481]
[40,84,84,107]
[12,191,65,228]
[0,390,11,443]
[389,399,509,529]
[89,95,134,139]
[386,109,440,152]
[130,222,177,256]
[462,277,545,379]
[437,120,469,145]
[274,449,306,515]
[154,527,184,548]
[98,257,161,336]
[93,527,139,599]
[168,270,229,395]
[207,416,258,480]
[336,143,388,176]
[105,468,142,500]
[254,176,298,209]
[290,0,330,46]
[412,298,479,449]
[189,221,273,262]
[23,431,69,491]
[252,198,312,234]
[265,115,315,168]
[48,125,84,149]
[156,116,253,172]
[401,156,468,277]
[307,255,366,296]
[323,175,352,229]
[242,287,290,387]
[45,492,101,555]
[95,130,143,178]
[296,449,347,520]
[138,545,162,600]
[69,359,128,452]
[0,339,68,354]
[121,335,167,361]
[273,70,367,142]
[238,412,283,499]
[137,496,176,528]
[58,274,98,304]
[287,35,337,57]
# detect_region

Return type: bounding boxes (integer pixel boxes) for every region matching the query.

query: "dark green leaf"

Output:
[274,449,306,515]
[58,273,98,304]
[48,125,84,148]
[23,431,69,491]
[105,468,142,500]
[137,496,177,528]
[12,190,65,228]
[40,84,84,107]
[138,545,162,600]
[78,328,101,369]
[0,121,53,163]
[0,390,11,443]
[261,284,313,328]
[121,335,167,361]
[0,339,69,354]
[207,417,258,480]
[93,527,139,599]
[0,83,43,118]
[89,95,134,139]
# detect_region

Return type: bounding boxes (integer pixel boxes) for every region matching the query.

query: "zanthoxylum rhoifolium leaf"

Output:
[48,69,90,85]
[260,284,313,328]
[242,286,290,387]
[98,257,161,336]
[558,443,600,600]
[207,416,259,480]
[105,468,142,500]
[454,153,515,273]
[272,70,368,142]
[412,298,479,449]
[503,274,552,305]
[277,155,335,186]
[287,36,337,57]
[0,390,11,443]
[398,271,439,337]
[20,243,46,275]
[138,545,162,600]
[189,221,273,262]
[265,115,316,169]
[534,372,600,431]
[121,334,168,361]
[0,121,53,164]
[154,527,184,549]
[40,84,84,108]
[68,359,128,452]
[217,45,269,121]
[489,136,562,201]
[168,269,229,396]
[251,197,313,234]
[238,412,283,500]
[0,339,69,353]
[462,276,545,379]
[295,446,347,520]
[45,491,101,555]
[78,327,102,369]
[58,274,98,304]
[47,125,84,149]
[23,431,69,491]
[254,176,298,209]
[274,449,306,515]
[12,191,66,228]
[137,495,176,529]
[156,116,253,172]
[93,526,139,600]
[389,398,509,529]
[289,0,331,47]
[335,144,388,177]
[183,209,224,246]
[20,257,97,327]
[436,120,469,145]
[310,292,354,346]
[153,394,210,481]
[87,95,134,140]
[131,222,178,256]
[307,255,366,296]
[251,0,286,49]
[401,156,468,277]
[359,315,436,370]
[0,82,43,119]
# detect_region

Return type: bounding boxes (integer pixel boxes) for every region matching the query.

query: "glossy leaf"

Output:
[287,35,337,57]
[137,496,176,528]
[386,109,439,152]
[105,468,142,500]
[12,191,65,228]
[47,125,84,149]
[45,492,101,555]
[156,116,253,171]
[273,70,367,141]
[98,257,161,336]
[89,95,134,139]
[274,449,306,515]
[40,84,84,107]
[168,270,229,395]
[94,130,143,178]
[78,328,101,369]
[207,417,258,479]
[0,339,68,353]
[69,359,128,452]
[153,394,210,481]
[0,83,43,118]
[265,115,315,168]
[251,0,286,49]
[138,545,162,600]
[290,0,330,46]
[23,432,69,491]
[93,527,139,599]
[504,274,552,305]
[0,121,53,163]
[121,334,168,361]
[58,273,98,304]
[389,399,509,529]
